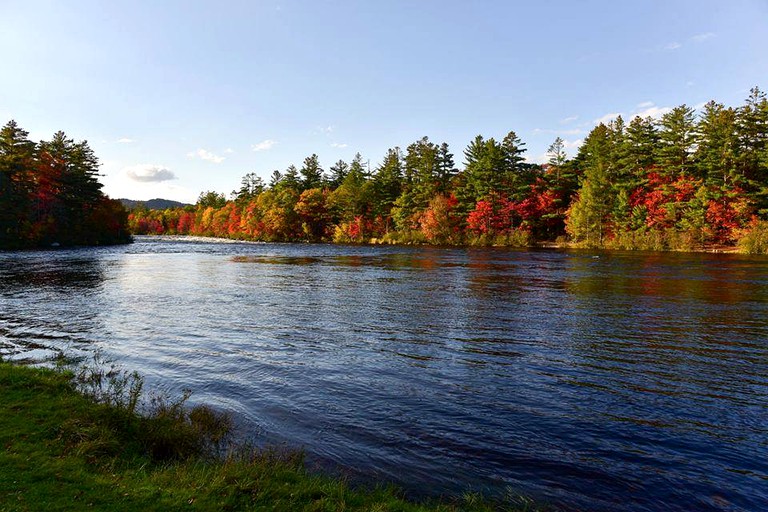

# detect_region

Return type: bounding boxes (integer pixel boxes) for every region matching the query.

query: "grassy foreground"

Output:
[0,361,539,511]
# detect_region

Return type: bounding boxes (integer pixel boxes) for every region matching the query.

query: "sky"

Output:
[1,0,767,203]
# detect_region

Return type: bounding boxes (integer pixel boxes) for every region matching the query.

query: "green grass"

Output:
[0,361,542,511]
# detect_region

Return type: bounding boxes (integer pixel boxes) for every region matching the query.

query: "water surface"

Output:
[1,237,767,511]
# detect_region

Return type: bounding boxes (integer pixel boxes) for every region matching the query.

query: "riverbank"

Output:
[0,361,540,511]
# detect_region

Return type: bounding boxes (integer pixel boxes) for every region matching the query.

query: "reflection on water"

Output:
[1,239,768,512]
[0,251,108,360]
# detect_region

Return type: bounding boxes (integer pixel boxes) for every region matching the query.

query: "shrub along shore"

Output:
[0,360,541,511]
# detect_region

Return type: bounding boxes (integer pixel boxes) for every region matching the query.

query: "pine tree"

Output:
[736,87,768,214]
[566,124,615,246]
[621,116,659,184]
[299,154,324,190]
[696,101,739,189]
[328,159,349,189]
[656,105,697,177]
[0,121,35,247]
[435,142,456,193]
[371,147,403,221]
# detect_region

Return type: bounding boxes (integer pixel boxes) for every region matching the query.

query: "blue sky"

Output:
[2,0,767,203]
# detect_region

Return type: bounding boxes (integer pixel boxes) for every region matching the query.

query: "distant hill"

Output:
[119,198,192,210]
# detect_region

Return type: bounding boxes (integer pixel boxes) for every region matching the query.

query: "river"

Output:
[1,236,767,511]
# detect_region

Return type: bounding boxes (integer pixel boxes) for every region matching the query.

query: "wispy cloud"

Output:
[252,139,277,152]
[563,139,583,150]
[187,149,226,163]
[223,148,234,154]
[117,137,135,143]
[319,125,334,135]
[533,128,584,136]
[690,32,715,43]
[560,116,578,124]
[636,101,654,109]
[594,112,623,124]
[659,33,714,53]
[633,104,672,119]
[331,142,348,148]
[124,164,176,183]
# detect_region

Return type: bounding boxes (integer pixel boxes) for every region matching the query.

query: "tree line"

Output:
[124,88,766,253]
[0,121,131,249]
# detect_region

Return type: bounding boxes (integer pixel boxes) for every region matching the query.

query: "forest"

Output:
[0,121,131,249]
[127,88,768,253]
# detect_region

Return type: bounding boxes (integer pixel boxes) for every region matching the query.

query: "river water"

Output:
[1,236,767,511]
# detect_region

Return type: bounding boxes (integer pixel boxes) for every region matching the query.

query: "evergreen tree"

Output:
[696,101,739,189]
[435,142,456,193]
[656,105,698,177]
[621,116,659,184]
[460,135,507,203]
[37,131,104,244]
[268,170,283,189]
[735,87,768,214]
[547,137,567,169]
[328,159,349,189]
[233,172,265,202]
[300,154,324,190]
[567,124,616,245]
[501,130,531,199]
[349,153,367,183]
[371,147,403,221]
[197,191,227,209]
[282,165,301,190]
[0,121,35,247]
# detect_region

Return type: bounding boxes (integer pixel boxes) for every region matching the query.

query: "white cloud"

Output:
[534,128,584,136]
[526,153,549,164]
[117,137,135,143]
[187,148,225,163]
[563,139,583,150]
[252,139,277,152]
[331,142,348,148]
[690,32,715,43]
[594,112,623,125]
[224,148,234,154]
[631,102,673,120]
[560,115,578,124]
[124,164,177,183]
[319,125,334,134]
[664,41,682,51]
